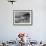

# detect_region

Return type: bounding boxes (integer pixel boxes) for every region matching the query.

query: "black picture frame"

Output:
[13,10,33,26]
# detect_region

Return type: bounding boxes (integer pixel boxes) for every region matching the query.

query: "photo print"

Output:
[13,10,32,25]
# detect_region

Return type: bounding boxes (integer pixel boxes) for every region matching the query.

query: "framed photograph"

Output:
[13,10,32,25]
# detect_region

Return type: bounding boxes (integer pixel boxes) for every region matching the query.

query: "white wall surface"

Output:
[0,0,46,42]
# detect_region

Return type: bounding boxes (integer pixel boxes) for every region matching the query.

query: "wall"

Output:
[0,0,46,42]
